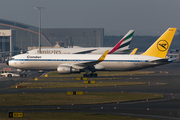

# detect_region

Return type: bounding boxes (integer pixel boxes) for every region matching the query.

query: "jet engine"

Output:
[57,65,80,74]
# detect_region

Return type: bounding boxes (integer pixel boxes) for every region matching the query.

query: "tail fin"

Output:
[108,30,134,54]
[141,28,176,58]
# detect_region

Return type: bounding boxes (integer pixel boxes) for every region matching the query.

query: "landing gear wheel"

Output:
[7,74,12,78]
[88,74,92,77]
[83,74,87,77]
[93,73,97,77]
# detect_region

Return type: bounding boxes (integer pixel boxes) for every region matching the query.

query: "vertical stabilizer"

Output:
[108,30,134,54]
[141,28,176,58]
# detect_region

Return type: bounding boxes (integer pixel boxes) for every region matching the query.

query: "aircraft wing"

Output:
[113,48,134,54]
[61,50,109,70]
[74,49,97,54]
[130,48,138,55]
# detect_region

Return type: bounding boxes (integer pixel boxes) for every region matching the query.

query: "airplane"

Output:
[26,30,135,54]
[7,28,176,77]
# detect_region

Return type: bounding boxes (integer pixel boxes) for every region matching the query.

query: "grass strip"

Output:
[37,77,124,81]
[0,112,158,120]
[0,92,163,106]
[10,82,147,89]
[44,71,155,77]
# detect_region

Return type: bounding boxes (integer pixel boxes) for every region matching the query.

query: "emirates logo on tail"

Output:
[157,40,169,51]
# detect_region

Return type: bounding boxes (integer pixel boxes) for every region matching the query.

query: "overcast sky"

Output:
[0,0,180,36]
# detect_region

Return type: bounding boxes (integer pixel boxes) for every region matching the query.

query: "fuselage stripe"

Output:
[10,59,149,63]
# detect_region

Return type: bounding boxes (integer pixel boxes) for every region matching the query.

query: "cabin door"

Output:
[134,58,138,65]
[20,57,24,64]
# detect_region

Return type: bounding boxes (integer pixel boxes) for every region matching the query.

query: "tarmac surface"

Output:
[0,63,180,120]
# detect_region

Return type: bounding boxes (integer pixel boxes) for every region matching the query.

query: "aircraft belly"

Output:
[99,62,153,71]
[99,62,134,71]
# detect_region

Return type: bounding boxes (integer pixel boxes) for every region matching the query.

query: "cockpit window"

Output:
[11,58,15,60]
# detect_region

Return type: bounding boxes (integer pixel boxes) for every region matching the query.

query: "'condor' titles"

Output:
[27,55,42,59]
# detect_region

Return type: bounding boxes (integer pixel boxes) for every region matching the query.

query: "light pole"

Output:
[34,6,45,54]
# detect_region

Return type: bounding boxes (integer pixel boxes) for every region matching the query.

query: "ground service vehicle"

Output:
[0,71,26,78]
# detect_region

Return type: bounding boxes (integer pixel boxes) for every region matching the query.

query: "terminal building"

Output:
[0,18,104,56]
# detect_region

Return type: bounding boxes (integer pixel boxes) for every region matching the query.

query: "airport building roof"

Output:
[0,18,104,52]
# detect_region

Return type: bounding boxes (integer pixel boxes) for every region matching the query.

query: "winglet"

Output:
[130,48,138,55]
[108,30,134,54]
[141,28,177,58]
[98,50,109,61]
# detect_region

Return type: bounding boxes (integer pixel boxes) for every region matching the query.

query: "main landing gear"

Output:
[83,69,98,77]
[83,73,97,77]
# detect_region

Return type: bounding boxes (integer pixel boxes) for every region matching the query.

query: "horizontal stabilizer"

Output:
[150,58,169,62]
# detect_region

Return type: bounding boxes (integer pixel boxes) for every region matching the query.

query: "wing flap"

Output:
[58,50,109,70]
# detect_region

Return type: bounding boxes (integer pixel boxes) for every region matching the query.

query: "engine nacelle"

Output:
[57,65,80,74]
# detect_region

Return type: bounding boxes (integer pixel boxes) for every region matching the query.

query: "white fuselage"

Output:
[26,47,130,54]
[8,53,169,71]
